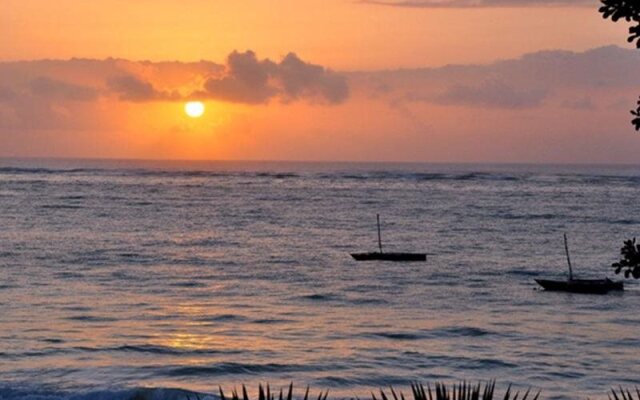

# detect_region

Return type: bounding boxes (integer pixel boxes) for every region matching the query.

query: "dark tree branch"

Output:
[632,97,640,131]
[598,1,640,130]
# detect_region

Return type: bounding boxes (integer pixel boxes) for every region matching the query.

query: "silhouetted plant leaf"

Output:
[378,381,532,400]
[610,387,640,400]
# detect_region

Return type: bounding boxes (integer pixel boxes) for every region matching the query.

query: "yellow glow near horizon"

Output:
[184,101,205,118]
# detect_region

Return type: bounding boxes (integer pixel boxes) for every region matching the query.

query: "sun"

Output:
[184,101,205,118]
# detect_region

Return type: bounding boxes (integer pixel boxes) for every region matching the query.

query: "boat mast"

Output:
[377,214,383,253]
[564,233,573,281]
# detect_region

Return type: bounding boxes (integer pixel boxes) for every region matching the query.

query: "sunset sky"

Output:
[2,0,639,163]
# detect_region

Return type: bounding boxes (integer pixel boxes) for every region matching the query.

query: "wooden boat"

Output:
[351,252,426,262]
[535,278,623,294]
[350,214,427,262]
[535,234,623,294]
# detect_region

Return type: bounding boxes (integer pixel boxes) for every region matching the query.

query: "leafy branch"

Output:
[612,237,640,278]
[598,0,640,131]
[599,0,640,47]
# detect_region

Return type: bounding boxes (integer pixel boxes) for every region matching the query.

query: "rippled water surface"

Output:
[1,159,640,400]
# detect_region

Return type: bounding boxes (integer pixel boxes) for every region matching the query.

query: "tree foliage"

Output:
[612,237,640,278]
[599,0,640,47]
[598,0,640,131]
[632,98,640,131]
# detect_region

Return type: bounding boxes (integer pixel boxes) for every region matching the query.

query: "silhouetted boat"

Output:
[350,214,427,262]
[351,252,426,262]
[534,278,623,294]
[535,234,623,294]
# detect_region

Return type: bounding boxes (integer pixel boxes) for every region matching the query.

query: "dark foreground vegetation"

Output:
[134,382,640,400]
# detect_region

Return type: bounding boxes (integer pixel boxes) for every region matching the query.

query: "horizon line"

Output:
[2,155,640,168]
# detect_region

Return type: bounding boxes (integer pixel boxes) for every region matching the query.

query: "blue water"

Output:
[1,159,640,400]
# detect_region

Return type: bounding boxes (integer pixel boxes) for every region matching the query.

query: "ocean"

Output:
[1,159,639,400]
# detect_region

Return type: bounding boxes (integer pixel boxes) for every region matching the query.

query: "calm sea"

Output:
[1,159,640,400]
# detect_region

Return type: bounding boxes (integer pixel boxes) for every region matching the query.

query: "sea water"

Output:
[1,159,639,400]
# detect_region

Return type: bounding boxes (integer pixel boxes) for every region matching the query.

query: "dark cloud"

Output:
[203,51,278,104]
[435,80,548,108]
[30,77,98,101]
[106,75,179,102]
[203,51,349,104]
[361,0,592,8]
[278,53,349,103]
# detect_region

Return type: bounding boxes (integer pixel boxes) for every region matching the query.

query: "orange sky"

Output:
[1,0,639,163]
[2,0,631,69]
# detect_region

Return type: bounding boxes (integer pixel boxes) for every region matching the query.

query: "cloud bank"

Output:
[0,51,350,133]
[0,50,348,109]
[350,45,640,110]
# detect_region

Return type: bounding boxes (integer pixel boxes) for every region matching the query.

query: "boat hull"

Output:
[535,278,623,294]
[350,252,426,262]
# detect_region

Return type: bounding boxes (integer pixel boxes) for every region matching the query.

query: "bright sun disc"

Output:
[184,101,205,118]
